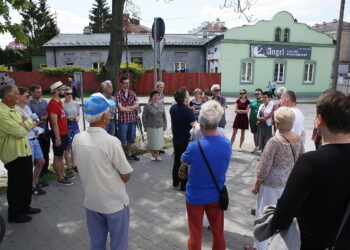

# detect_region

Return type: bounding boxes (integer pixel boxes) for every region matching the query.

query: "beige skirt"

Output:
[147,127,164,150]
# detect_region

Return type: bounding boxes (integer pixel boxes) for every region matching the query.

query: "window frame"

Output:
[240,58,254,84]
[65,62,75,67]
[275,27,281,42]
[303,60,316,85]
[174,62,187,73]
[284,28,290,42]
[273,60,287,84]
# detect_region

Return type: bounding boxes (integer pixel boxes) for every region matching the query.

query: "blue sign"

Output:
[250,44,311,59]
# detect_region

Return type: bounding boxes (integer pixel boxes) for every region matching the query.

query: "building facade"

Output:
[221,11,335,97]
[43,33,209,73]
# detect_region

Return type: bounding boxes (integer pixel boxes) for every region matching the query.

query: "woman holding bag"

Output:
[180,107,231,250]
[248,107,304,250]
[142,90,167,161]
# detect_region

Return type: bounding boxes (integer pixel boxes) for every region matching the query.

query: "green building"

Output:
[220,11,335,97]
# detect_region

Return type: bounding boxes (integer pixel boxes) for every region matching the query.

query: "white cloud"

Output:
[53,8,89,33]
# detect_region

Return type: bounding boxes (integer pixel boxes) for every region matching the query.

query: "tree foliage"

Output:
[89,0,112,33]
[0,0,29,43]
[20,0,59,55]
[0,48,27,65]
[41,66,85,77]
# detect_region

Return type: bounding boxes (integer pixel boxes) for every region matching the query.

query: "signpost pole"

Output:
[153,17,158,88]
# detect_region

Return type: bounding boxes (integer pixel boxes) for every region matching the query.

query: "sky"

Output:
[0,0,349,49]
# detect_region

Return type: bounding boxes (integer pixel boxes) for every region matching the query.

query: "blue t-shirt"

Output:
[170,103,195,146]
[182,135,232,205]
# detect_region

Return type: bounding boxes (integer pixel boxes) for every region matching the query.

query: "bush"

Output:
[41,66,85,77]
[0,65,9,71]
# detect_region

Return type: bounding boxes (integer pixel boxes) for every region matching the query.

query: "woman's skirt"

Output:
[258,122,272,151]
[66,120,80,149]
[147,127,164,150]
[254,184,284,250]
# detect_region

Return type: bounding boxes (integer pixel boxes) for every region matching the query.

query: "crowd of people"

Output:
[0,77,349,250]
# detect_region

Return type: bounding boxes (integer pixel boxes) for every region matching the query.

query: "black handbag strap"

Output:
[197,141,221,195]
[279,134,296,163]
[333,200,350,248]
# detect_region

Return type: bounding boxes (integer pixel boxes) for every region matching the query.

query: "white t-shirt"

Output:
[16,105,36,139]
[72,127,133,214]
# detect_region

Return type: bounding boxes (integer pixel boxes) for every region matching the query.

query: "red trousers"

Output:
[186,201,225,250]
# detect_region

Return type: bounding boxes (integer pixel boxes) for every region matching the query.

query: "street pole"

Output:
[331,0,346,89]
[153,17,158,88]
[125,26,129,79]
[158,39,162,82]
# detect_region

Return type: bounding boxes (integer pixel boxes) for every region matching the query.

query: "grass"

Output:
[0,136,174,195]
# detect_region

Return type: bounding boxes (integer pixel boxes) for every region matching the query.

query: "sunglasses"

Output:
[214,89,220,92]
[240,92,246,95]
[255,93,261,96]
[66,93,73,95]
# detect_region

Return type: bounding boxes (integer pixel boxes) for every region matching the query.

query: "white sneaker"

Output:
[151,157,156,161]
[156,157,162,161]
[238,148,242,152]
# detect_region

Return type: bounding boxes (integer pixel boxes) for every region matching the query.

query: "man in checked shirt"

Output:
[115,76,140,161]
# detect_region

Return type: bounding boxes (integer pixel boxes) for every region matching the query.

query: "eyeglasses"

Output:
[214,89,220,92]
[240,92,246,95]
[255,93,261,96]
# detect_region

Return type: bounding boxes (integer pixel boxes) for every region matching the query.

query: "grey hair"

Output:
[86,107,109,123]
[276,87,287,96]
[155,81,164,88]
[200,100,224,120]
[0,84,16,99]
[199,108,219,130]
[210,84,220,92]
[101,80,112,89]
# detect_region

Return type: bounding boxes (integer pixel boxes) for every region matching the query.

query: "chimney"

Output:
[83,26,92,35]
[202,27,208,38]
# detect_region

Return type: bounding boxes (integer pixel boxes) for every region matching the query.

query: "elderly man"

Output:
[280,90,304,137]
[115,76,140,161]
[47,81,75,185]
[211,84,227,128]
[0,85,40,223]
[181,106,231,250]
[101,80,117,136]
[73,93,133,250]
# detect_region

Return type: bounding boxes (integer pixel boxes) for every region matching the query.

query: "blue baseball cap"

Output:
[84,93,116,115]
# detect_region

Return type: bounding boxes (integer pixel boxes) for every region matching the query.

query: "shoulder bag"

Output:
[197,141,229,210]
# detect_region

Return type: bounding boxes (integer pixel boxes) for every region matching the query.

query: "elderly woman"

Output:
[257,91,274,152]
[270,90,350,249]
[142,90,167,161]
[155,81,165,103]
[249,107,304,250]
[190,88,203,120]
[63,87,80,174]
[181,106,231,250]
[170,88,196,191]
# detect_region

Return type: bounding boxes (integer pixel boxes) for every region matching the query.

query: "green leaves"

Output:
[41,66,85,77]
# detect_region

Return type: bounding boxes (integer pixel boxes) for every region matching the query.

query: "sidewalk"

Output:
[0,148,257,250]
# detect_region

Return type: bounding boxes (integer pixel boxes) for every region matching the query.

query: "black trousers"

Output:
[4,156,33,219]
[172,143,188,191]
[38,131,50,174]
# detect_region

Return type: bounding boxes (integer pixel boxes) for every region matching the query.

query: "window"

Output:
[241,62,253,82]
[131,57,143,66]
[65,62,74,67]
[275,28,281,42]
[92,62,104,70]
[207,47,214,54]
[39,64,47,69]
[215,67,218,73]
[304,63,314,83]
[284,28,290,42]
[274,63,285,83]
[174,62,186,72]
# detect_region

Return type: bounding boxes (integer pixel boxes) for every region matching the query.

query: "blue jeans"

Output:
[85,206,130,250]
[105,119,116,136]
[118,122,136,144]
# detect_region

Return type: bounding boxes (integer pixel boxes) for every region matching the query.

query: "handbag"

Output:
[197,141,229,210]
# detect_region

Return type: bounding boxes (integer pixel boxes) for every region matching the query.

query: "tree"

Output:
[103,0,125,91]
[89,0,112,33]
[0,0,29,43]
[20,0,59,55]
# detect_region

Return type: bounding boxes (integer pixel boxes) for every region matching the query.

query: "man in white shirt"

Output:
[280,90,305,137]
[73,93,133,250]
